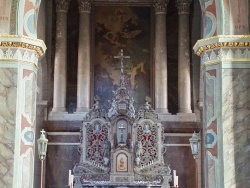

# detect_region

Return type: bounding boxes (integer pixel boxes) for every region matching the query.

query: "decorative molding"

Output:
[176,0,191,14]
[10,0,18,35]
[205,0,213,9]
[0,41,44,56]
[193,35,250,56]
[201,48,250,64]
[0,35,46,48]
[222,0,230,34]
[21,127,35,146]
[154,0,168,14]
[0,48,39,65]
[197,42,250,56]
[204,11,216,38]
[115,176,129,182]
[47,132,81,136]
[55,0,71,12]
[78,0,91,13]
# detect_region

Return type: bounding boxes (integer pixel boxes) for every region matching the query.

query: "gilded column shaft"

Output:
[76,0,91,112]
[52,0,71,112]
[176,0,192,113]
[154,0,169,113]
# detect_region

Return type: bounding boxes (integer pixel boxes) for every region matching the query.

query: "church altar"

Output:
[73,50,172,188]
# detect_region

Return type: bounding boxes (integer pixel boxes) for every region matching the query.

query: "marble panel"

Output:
[222,68,250,187]
[204,70,216,126]
[20,148,34,188]
[207,154,216,188]
[0,68,17,188]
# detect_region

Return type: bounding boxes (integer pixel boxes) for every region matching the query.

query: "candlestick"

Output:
[173,170,178,187]
[68,170,74,188]
[68,170,71,186]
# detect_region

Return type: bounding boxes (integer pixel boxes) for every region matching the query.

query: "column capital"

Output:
[0,35,46,67]
[193,35,250,67]
[55,0,71,12]
[193,35,250,56]
[154,0,169,14]
[176,0,191,14]
[78,0,91,13]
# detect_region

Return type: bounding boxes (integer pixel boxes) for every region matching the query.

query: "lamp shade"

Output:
[37,129,48,160]
[189,132,200,160]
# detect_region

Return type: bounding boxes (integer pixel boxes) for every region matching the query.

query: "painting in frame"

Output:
[93,5,152,111]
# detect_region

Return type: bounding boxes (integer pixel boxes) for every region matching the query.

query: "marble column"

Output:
[76,0,91,112]
[154,0,169,114]
[176,0,192,113]
[0,36,46,188]
[52,0,71,112]
[194,36,250,188]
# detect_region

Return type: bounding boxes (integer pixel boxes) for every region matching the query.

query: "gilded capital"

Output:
[78,0,91,13]
[154,0,169,14]
[176,0,191,14]
[55,0,71,12]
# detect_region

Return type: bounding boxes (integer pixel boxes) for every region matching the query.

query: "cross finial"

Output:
[118,124,126,131]
[114,49,130,87]
[114,49,130,73]
[40,129,46,135]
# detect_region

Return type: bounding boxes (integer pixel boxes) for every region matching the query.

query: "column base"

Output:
[155,108,170,114]
[75,107,90,113]
[51,107,67,112]
[178,108,192,113]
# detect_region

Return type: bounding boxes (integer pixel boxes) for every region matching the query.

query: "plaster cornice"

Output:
[0,35,46,56]
[193,35,250,56]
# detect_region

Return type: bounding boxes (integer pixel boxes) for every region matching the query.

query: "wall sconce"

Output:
[189,131,200,160]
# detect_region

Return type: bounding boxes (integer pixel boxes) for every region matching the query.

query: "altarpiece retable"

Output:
[73,50,172,188]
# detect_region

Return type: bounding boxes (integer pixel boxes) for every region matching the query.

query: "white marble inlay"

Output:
[222,69,250,187]
[20,148,34,188]
[0,68,17,188]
